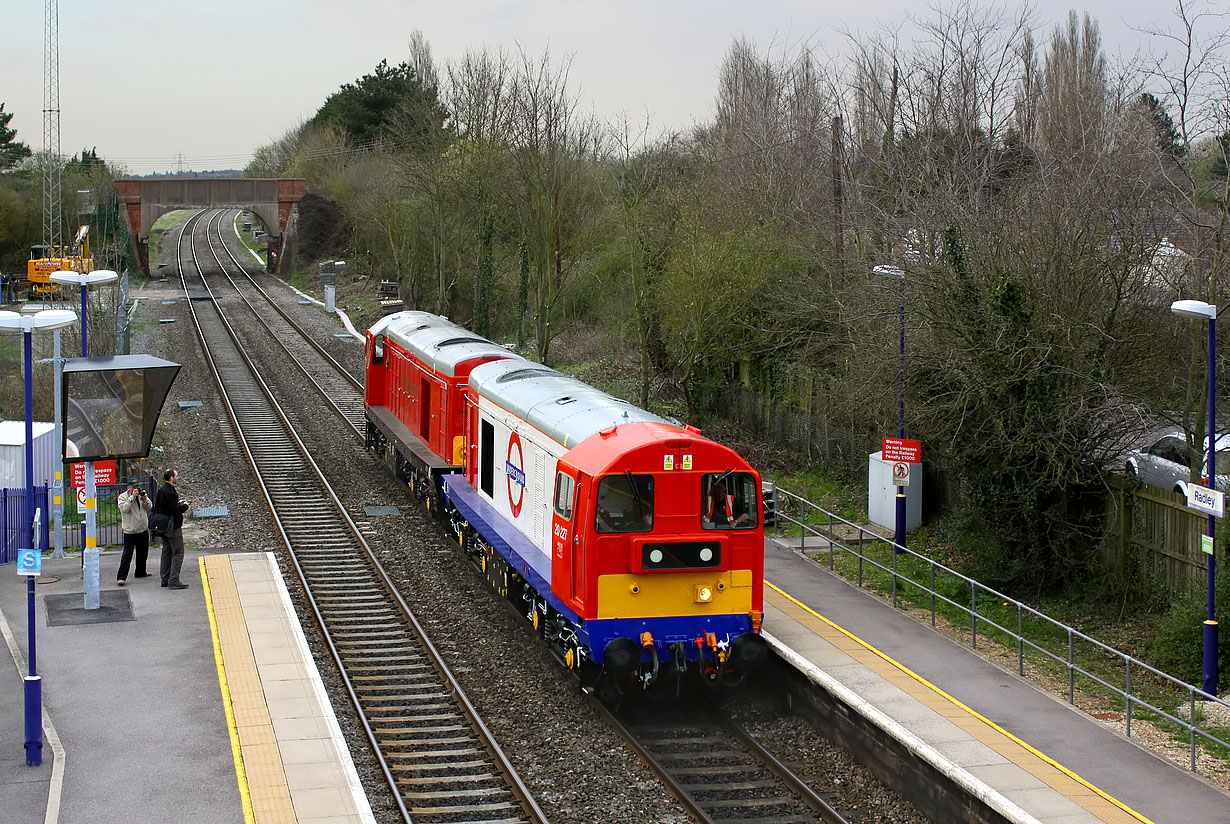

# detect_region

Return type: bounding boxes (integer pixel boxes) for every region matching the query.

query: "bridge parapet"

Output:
[114,178,306,273]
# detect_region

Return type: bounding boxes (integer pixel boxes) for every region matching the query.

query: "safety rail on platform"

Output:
[773,486,1230,772]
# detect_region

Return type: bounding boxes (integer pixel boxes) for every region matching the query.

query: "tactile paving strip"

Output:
[204,556,297,823]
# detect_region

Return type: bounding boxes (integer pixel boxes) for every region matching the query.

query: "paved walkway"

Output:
[0,549,374,824]
[764,538,1230,824]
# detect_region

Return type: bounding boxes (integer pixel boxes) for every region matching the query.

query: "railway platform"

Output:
[763,538,1230,824]
[0,549,374,824]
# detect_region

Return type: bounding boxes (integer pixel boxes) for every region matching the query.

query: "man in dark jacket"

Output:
[154,468,190,589]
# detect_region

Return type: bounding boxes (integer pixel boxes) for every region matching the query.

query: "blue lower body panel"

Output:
[442,474,577,622]
[582,615,754,664]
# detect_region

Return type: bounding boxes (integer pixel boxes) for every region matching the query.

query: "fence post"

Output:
[1190,691,1197,770]
[971,582,978,649]
[858,539,864,587]
[1,488,8,564]
[798,499,806,554]
[1125,659,1132,738]
[892,540,898,607]
[930,564,936,626]
[1018,604,1024,676]
[1068,631,1076,704]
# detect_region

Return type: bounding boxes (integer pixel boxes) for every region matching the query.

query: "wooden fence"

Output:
[1102,475,1209,594]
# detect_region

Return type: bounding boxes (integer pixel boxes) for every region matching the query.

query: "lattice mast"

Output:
[42,0,61,253]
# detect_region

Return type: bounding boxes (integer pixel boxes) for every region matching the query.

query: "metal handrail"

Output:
[773,486,1230,772]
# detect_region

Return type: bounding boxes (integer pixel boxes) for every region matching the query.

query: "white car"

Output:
[1125,431,1230,495]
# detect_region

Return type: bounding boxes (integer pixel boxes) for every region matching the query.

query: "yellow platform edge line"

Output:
[201,556,257,824]
[765,580,1155,824]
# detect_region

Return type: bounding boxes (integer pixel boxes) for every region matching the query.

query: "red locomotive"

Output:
[365,312,767,695]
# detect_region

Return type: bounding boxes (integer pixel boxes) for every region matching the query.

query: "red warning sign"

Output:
[70,460,117,487]
[882,438,921,463]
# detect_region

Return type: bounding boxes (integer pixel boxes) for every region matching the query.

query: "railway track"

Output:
[198,208,367,439]
[598,699,852,824]
[175,209,548,824]
[178,209,862,824]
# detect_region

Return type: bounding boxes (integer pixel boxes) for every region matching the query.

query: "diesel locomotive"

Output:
[364,311,768,696]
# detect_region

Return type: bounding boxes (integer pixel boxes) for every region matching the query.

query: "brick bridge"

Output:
[114,178,306,273]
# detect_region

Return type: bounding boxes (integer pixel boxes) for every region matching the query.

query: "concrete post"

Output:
[51,330,65,558]
[83,461,99,610]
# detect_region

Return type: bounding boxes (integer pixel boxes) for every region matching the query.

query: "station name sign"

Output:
[882,438,922,464]
[1186,484,1225,519]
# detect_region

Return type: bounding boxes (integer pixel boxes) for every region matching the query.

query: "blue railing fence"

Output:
[0,475,156,563]
[773,485,1230,773]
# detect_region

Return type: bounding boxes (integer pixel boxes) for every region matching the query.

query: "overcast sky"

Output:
[0,1,1201,175]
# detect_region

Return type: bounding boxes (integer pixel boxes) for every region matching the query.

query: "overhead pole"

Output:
[43,0,62,255]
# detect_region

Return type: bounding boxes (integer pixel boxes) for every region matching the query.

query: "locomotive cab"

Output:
[553,428,767,691]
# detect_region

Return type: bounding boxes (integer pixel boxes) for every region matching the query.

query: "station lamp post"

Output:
[0,308,79,766]
[50,269,117,357]
[50,269,118,610]
[875,264,908,550]
[1172,298,1220,697]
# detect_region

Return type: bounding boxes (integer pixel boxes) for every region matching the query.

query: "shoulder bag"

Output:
[150,512,173,537]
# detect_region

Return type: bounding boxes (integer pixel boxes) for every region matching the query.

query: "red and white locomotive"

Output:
[364,311,767,694]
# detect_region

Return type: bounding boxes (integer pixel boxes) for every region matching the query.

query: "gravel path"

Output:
[133,209,933,824]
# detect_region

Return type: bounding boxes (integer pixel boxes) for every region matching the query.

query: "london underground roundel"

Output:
[506,432,526,517]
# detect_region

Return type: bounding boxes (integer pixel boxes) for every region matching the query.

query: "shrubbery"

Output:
[1151,567,1230,690]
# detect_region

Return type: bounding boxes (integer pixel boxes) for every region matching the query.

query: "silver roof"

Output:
[469,359,667,448]
[369,311,521,377]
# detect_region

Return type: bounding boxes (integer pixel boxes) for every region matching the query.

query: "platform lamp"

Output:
[50,269,117,358]
[874,264,908,552]
[1172,298,1220,698]
[50,269,118,603]
[0,308,79,767]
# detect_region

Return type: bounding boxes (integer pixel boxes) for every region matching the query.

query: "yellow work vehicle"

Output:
[28,225,92,297]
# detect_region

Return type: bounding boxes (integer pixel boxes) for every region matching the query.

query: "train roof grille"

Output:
[496,367,555,383]
[434,336,488,347]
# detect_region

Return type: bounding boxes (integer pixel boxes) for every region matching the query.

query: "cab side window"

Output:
[371,334,385,365]
[594,474,653,533]
[702,472,758,529]
[553,472,575,520]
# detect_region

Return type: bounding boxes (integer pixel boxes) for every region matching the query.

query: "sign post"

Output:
[882,438,921,552]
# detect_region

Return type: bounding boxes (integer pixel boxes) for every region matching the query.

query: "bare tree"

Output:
[503,46,603,363]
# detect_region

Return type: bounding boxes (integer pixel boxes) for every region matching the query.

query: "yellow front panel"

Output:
[597,570,754,619]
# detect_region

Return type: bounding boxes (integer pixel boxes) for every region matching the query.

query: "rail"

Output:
[773,486,1230,772]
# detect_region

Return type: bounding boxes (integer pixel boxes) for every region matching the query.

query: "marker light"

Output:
[694,585,713,603]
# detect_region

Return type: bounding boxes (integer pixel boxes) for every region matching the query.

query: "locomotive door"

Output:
[551,466,583,609]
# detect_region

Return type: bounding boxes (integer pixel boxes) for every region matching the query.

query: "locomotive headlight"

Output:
[694,584,714,603]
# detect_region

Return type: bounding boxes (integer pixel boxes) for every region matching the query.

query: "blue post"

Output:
[24,675,41,766]
[895,269,907,552]
[22,329,42,765]
[23,329,33,579]
[1204,316,1219,698]
[79,284,88,358]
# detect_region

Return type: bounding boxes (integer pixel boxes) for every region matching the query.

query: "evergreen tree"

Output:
[1132,93,1185,159]
[1211,132,1230,182]
[0,103,32,170]
[312,59,447,147]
